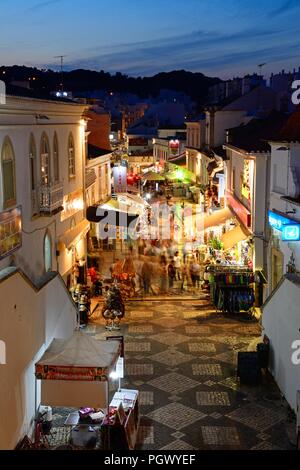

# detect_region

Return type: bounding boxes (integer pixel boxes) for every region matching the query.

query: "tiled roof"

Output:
[88,144,112,159]
[225,110,289,153]
[279,105,300,141]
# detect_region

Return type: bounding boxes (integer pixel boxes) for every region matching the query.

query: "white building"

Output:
[262,108,300,414]
[153,128,186,163]
[0,94,88,449]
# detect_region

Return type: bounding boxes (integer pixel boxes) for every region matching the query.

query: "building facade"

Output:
[0,94,88,449]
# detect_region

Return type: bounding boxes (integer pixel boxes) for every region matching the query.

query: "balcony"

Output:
[39,181,64,215]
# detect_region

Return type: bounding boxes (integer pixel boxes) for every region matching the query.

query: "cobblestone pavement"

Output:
[53,298,296,450]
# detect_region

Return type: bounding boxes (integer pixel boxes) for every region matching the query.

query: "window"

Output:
[68,133,75,178]
[29,134,37,214]
[1,137,16,208]
[232,168,236,191]
[53,133,59,182]
[40,133,50,185]
[44,230,52,273]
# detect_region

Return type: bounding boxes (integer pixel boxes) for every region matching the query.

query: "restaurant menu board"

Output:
[0,206,22,260]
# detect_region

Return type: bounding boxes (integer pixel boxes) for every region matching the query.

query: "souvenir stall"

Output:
[207,265,255,315]
[35,331,139,450]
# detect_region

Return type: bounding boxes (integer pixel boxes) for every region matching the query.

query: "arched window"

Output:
[29,134,37,214]
[44,230,52,273]
[40,133,50,185]
[53,132,59,182]
[68,133,75,178]
[1,137,16,208]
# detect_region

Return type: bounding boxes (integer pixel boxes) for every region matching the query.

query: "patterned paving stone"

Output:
[150,318,187,328]
[192,364,223,376]
[139,391,154,406]
[151,332,189,346]
[251,441,283,450]
[256,432,271,441]
[125,342,151,352]
[196,391,230,406]
[148,403,206,430]
[137,426,154,444]
[128,325,154,333]
[130,311,154,319]
[183,311,203,319]
[188,343,216,353]
[218,377,240,391]
[160,440,195,450]
[226,403,285,432]
[201,426,240,446]
[185,326,211,334]
[208,335,250,346]
[203,380,217,387]
[147,372,199,394]
[168,395,182,402]
[213,351,238,364]
[210,412,223,420]
[151,349,193,367]
[126,364,154,375]
[171,431,186,439]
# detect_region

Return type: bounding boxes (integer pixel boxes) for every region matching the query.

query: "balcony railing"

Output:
[39,181,64,214]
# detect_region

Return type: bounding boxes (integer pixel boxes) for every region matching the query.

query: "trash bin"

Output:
[257,342,269,369]
[237,351,262,385]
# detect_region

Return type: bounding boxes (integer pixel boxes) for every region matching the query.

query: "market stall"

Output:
[35,331,122,410]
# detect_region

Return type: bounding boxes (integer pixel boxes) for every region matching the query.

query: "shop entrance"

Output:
[271,248,284,291]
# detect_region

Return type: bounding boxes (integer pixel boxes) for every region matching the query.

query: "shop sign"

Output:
[268,210,291,232]
[226,191,251,228]
[113,165,127,193]
[0,206,22,260]
[282,224,300,241]
[61,189,84,222]
[241,159,252,203]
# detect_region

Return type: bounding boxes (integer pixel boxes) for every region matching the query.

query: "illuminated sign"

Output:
[268,211,291,232]
[0,206,22,260]
[226,191,251,228]
[61,189,84,222]
[113,165,127,193]
[282,224,300,241]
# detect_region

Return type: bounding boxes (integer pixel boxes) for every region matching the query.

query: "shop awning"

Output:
[87,206,139,228]
[203,207,233,230]
[142,171,165,181]
[221,224,250,250]
[35,331,121,408]
[59,219,90,250]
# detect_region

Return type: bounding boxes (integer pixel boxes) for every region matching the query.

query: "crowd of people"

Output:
[107,240,207,297]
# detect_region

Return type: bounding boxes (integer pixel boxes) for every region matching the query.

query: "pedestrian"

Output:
[159,258,168,294]
[173,251,181,280]
[141,258,152,296]
[168,259,176,290]
[180,263,188,291]
[190,259,201,289]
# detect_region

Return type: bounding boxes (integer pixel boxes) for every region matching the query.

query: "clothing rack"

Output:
[207,265,255,314]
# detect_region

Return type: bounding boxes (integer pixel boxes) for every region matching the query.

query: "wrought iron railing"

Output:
[39,181,64,214]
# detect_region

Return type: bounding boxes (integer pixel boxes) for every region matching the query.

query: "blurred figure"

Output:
[159,258,168,294]
[141,258,152,296]
[173,251,181,280]
[181,263,188,291]
[168,259,176,290]
[190,258,201,288]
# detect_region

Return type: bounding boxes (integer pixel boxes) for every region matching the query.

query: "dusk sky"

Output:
[1,0,300,78]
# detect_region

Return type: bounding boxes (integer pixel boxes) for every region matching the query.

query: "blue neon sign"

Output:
[268,211,291,232]
[282,224,300,241]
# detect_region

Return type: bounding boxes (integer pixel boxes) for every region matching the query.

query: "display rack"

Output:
[101,389,139,450]
[207,264,255,314]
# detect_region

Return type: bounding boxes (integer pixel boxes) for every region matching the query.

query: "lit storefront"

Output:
[0,206,22,260]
